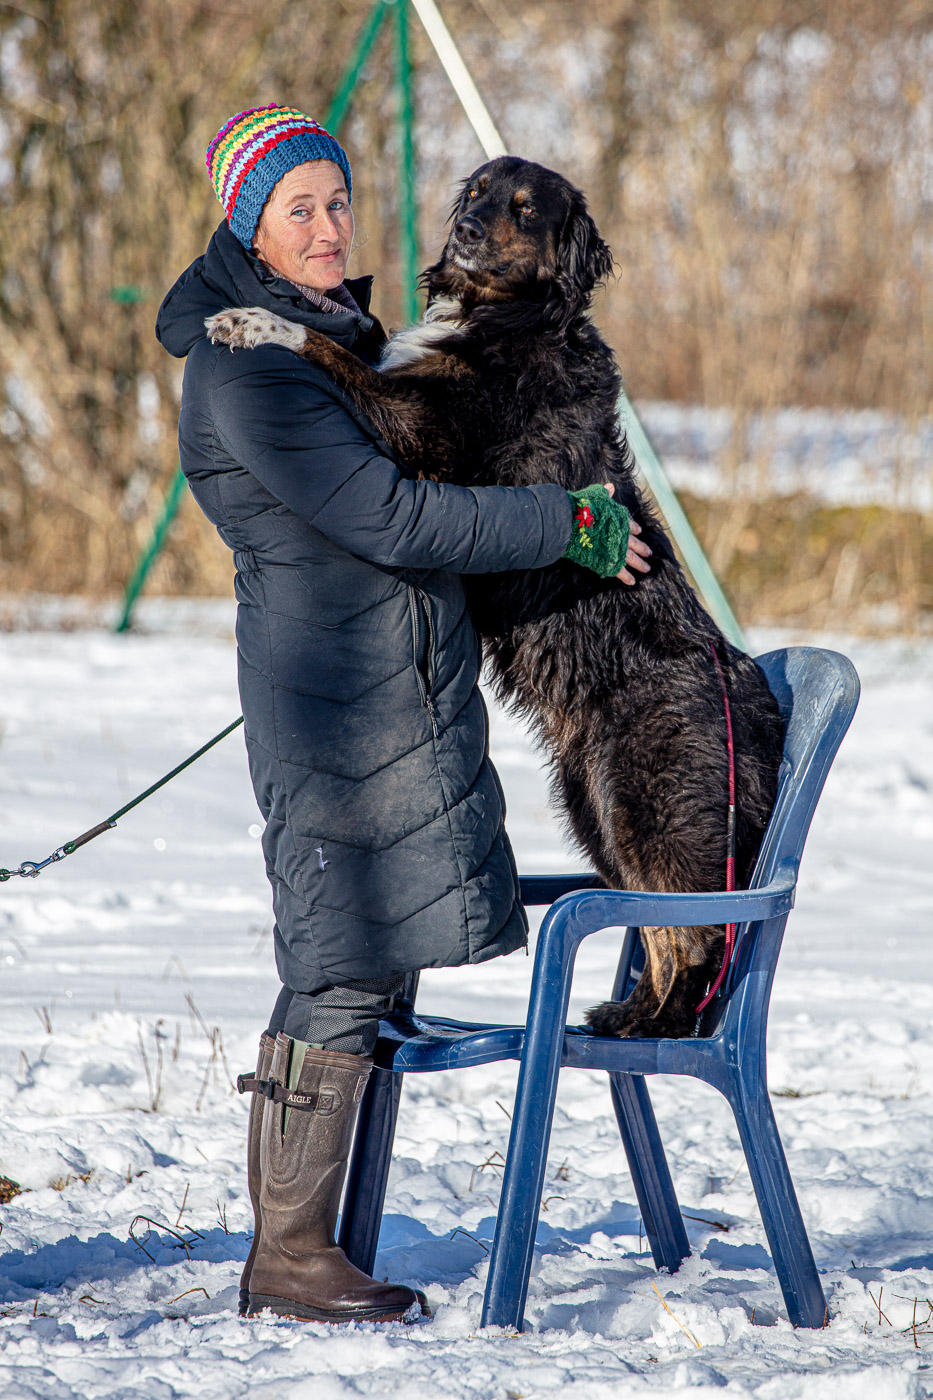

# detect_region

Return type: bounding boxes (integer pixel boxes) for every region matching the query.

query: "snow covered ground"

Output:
[0,602,932,1398]
[633,403,933,512]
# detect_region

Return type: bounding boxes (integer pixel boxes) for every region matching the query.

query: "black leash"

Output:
[0,716,244,883]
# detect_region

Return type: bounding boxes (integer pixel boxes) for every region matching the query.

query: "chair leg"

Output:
[609,1073,690,1272]
[611,927,643,1001]
[481,1055,560,1331]
[337,1065,405,1277]
[482,904,578,1332]
[727,1075,828,1328]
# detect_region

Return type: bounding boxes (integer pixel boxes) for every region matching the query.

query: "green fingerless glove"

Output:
[563,484,630,578]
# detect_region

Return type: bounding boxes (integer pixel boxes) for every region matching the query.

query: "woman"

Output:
[156,105,650,1325]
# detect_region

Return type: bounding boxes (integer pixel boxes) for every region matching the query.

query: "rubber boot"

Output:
[237,1033,275,1315]
[246,1033,426,1323]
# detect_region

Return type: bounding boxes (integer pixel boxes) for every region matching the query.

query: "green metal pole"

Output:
[114,1,390,634]
[394,0,419,325]
[619,390,746,650]
[113,465,188,633]
[326,0,390,134]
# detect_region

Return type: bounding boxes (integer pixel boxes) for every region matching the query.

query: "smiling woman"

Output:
[155,102,647,1332]
[252,162,354,292]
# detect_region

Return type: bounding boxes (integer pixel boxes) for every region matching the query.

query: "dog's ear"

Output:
[555,194,614,302]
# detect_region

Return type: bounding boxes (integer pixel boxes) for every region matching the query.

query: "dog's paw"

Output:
[585,1001,636,1037]
[585,1000,695,1040]
[205,307,308,354]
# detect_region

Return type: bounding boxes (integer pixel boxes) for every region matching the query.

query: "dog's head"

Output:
[423,156,614,323]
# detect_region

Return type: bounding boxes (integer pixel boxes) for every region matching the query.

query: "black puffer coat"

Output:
[156,222,572,992]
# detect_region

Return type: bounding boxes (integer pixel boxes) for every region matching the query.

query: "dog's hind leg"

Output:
[586,923,722,1039]
[547,736,718,1038]
[550,751,619,886]
[578,708,731,1039]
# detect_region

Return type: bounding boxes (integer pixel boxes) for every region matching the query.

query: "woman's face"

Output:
[252,160,354,291]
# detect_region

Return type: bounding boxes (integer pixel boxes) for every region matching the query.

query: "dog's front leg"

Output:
[206,306,311,357]
[205,308,436,471]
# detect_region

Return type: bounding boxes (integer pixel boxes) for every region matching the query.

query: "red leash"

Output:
[696,642,737,1015]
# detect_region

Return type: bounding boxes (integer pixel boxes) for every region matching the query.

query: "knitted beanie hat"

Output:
[206,105,353,249]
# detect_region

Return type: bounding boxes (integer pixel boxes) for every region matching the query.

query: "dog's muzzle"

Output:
[454,214,485,244]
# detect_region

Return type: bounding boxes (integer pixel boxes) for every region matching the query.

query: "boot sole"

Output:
[246,1290,429,1324]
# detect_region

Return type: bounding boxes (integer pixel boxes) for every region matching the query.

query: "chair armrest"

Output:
[546,861,798,936]
[519,873,604,906]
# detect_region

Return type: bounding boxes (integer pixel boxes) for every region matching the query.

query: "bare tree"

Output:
[0,0,930,626]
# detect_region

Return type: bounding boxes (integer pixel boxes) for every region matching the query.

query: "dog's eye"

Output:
[520,204,535,217]
[467,188,478,199]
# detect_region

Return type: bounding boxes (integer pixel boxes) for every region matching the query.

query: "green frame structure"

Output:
[116,0,744,650]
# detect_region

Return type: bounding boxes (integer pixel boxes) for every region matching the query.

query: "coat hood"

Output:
[155,219,375,360]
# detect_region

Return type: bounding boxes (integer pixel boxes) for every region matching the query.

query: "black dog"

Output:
[207,156,783,1039]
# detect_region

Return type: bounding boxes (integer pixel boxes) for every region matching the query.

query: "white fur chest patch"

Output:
[378,296,465,372]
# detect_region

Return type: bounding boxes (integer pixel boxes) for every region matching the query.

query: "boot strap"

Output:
[236,1073,321,1113]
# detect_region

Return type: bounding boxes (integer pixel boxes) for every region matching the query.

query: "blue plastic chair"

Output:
[338,647,859,1333]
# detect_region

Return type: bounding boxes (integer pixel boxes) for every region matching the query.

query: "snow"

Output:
[0,602,932,1397]
[632,403,933,512]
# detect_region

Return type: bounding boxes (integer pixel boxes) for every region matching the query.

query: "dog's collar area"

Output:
[378,296,466,372]
[423,295,463,324]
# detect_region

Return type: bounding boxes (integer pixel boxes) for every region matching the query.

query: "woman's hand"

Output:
[605,482,652,585]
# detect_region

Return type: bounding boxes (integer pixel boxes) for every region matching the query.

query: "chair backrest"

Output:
[706,646,859,1039]
[749,648,860,890]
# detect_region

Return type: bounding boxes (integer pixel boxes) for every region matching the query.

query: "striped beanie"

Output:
[206,105,353,249]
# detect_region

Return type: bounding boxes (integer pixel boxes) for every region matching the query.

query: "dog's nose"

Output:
[454,215,485,244]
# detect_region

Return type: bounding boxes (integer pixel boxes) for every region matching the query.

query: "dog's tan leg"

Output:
[586,923,724,1039]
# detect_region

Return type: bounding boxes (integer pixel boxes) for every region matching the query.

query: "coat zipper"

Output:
[408,585,438,737]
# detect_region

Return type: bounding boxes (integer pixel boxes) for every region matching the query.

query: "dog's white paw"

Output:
[205,307,308,353]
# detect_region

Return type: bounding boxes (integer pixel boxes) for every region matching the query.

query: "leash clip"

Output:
[0,847,72,881]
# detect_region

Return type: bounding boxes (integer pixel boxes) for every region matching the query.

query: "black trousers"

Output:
[267,976,406,1057]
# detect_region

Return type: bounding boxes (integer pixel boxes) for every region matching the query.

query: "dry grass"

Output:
[50,1169,94,1192]
[0,1175,22,1204]
[679,492,933,631]
[1,0,930,630]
